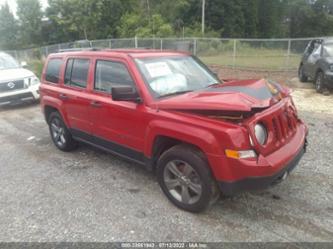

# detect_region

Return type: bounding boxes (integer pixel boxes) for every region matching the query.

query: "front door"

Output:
[89,58,147,163]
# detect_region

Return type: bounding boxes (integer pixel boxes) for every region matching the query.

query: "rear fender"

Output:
[42,96,70,127]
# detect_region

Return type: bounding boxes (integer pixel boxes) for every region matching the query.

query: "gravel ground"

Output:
[0,89,332,242]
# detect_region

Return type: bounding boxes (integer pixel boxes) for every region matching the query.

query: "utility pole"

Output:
[202,0,205,35]
[147,0,151,33]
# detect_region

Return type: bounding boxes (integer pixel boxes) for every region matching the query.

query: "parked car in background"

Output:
[0,52,40,105]
[41,49,308,212]
[299,38,333,94]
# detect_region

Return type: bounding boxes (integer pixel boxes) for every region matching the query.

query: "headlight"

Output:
[24,76,40,87]
[30,76,40,85]
[254,123,268,145]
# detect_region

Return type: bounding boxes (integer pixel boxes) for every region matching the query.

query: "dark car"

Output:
[298,39,333,94]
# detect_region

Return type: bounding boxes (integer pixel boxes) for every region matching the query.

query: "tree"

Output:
[0,3,18,50]
[46,0,104,42]
[241,0,258,38]
[17,0,43,47]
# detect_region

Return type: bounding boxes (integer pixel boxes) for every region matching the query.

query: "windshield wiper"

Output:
[159,90,192,98]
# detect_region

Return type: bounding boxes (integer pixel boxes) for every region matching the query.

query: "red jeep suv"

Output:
[40,49,308,212]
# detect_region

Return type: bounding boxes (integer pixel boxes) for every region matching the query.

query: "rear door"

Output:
[89,57,146,163]
[61,57,93,135]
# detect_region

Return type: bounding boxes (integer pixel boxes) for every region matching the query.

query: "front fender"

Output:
[144,119,222,158]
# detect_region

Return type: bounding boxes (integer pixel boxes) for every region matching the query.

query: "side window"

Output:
[45,58,62,83]
[64,58,90,88]
[94,60,134,93]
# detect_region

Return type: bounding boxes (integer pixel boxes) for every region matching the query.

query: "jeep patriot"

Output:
[40,49,308,212]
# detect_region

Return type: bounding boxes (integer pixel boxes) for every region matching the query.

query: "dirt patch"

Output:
[292,89,333,114]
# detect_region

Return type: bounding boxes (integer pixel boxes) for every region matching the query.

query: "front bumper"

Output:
[218,141,306,195]
[0,85,40,104]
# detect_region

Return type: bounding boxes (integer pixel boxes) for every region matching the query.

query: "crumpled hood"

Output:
[0,68,35,83]
[154,79,289,112]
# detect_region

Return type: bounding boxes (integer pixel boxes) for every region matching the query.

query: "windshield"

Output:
[0,53,20,70]
[135,56,220,98]
[323,43,333,57]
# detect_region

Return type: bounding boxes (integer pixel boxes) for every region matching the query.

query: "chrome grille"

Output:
[271,107,297,143]
[0,80,25,92]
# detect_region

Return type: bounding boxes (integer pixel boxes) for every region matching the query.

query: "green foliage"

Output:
[2,0,333,50]
[289,0,333,37]
[0,3,18,50]
[17,0,43,47]
[117,13,174,38]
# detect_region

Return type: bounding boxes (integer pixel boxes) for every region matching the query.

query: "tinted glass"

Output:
[95,60,133,93]
[45,58,62,83]
[65,58,89,88]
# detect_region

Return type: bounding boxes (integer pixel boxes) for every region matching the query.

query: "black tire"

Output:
[298,65,308,82]
[315,71,325,93]
[48,112,78,152]
[156,144,220,213]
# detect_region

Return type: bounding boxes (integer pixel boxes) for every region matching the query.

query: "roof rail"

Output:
[57,47,100,53]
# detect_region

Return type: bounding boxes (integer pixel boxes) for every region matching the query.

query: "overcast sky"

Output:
[0,0,49,16]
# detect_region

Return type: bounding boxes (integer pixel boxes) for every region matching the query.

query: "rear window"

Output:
[65,58,90,88]
[45,58,62,83]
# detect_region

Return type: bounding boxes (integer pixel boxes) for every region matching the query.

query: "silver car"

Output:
[0,52,40,105]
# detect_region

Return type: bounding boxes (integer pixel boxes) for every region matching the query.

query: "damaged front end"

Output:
[155,78,292,123]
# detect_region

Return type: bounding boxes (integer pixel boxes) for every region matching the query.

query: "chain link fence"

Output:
[4,37,313,71]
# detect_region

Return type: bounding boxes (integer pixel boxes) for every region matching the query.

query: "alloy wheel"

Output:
[163,160,202,205]
[50,118,66,147]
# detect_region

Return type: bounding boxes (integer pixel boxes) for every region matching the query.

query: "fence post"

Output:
[109,39,112,49]
[233,39,237,69]
[160,39,163,51]
[286,39,291,69]
[193,38,197,55]
[135,36,138,48]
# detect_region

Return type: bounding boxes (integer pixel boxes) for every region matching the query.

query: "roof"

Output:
[50,48,190,59]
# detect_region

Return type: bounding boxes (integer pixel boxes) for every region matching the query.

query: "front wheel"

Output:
[48,112,78,152]
[315,71,325,93]
[157,145,220,213]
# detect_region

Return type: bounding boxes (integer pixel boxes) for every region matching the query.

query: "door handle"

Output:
[59,93,68,100]
[90,101,102,108]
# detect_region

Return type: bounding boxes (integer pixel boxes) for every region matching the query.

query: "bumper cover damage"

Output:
[218,140,307,196]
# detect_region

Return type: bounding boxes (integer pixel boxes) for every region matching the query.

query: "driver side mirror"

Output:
[111,86,141,103]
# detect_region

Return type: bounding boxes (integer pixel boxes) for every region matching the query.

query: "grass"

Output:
[27,60,44,78]
[196,41,303,70]
[199,54,301,70]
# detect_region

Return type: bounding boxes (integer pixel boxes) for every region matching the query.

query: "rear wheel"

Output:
[157,144,220,213]
[315,71,325,93]
[48,112,78,151]
[298,65,308,82]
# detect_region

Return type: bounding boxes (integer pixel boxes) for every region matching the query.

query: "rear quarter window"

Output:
[45,58,62,83]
